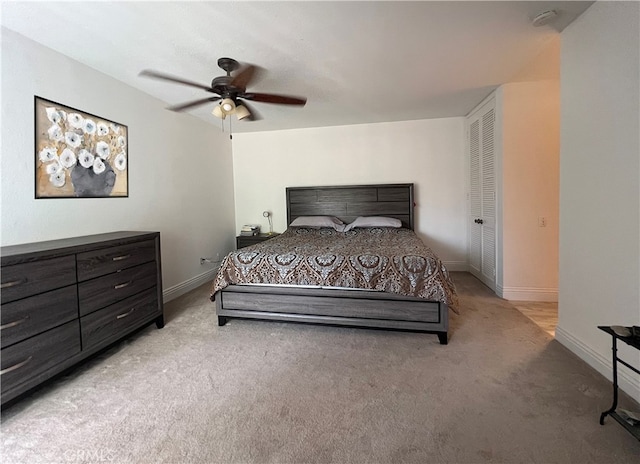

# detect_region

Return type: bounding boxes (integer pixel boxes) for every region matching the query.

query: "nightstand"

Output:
[236,233,279,249]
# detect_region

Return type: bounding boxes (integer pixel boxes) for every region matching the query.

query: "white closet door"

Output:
[469,119,482,276]
[467,99,496,290]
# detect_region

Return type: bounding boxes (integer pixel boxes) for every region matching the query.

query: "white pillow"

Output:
[343,216,402,231]
[289,216,345,231]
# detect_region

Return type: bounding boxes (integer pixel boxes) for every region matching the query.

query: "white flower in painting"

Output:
[114,152,127,171]
[83,118,96,135]
[68,113,84,129]
[49,171,66,188]
[64,131,82,148]
[59,148,77,169]
[110,123,120,133]
[39,147,57,163]
[45,107,63,124]
[93,157,106,175]
[46,160,61,175]
[117,135,126,148]
[78,149,94,168]
[95,141,110,159]
[97,122,109,136]
[47,124,63,141]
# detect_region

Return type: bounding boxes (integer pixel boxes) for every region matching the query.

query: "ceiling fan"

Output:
[139,58,307,121]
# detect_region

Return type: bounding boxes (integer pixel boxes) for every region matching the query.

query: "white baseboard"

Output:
[444,261,469,272]
[163,267,219,303]
[555,325,640,402]
[501,286,558,302]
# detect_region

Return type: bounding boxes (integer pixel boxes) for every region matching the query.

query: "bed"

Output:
[210,184,457,344]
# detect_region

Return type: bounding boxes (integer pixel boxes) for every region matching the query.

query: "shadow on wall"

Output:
[412,183,466,265]
[415,231,464,269]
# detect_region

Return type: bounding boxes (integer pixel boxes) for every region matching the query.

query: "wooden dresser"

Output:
[1,231,164,406]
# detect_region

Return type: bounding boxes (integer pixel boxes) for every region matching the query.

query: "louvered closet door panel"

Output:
[467,98,497,290]
[469,119,482,274]
[480,108,496,283]
[482,226,496,282]
[481,109,496,223]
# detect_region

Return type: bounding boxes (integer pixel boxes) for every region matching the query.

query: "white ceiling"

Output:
[1,1,593,133]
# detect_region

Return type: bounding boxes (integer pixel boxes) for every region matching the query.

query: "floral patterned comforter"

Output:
[211,227,458,310]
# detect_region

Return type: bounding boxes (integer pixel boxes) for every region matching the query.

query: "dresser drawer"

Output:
[1,320,81,396]
[81,287,159,350]
[1,285,78,349]
[78,262,158,317]
[77,240,156,281]
[0,256,76,304]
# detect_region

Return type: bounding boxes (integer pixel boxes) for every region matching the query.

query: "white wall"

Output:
[500,79,560,301]
[556,2,640,401]
[1,28,237,300]
[232,118,467,269]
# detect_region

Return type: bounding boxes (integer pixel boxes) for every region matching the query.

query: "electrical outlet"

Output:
[538,217,547,227]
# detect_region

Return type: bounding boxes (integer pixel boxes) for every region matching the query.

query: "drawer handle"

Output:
[0,279,25,289]
[114,281,132,290]
[112,254,131,262]
[116,307,135,319]
[0,356,33,375]
[0,315,30,330]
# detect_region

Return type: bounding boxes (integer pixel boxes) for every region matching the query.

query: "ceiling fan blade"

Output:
[139,69,213,92]
[242,92,307,106]
[167,97,220,112]
[230,64,259,91]
[237,99,262,121]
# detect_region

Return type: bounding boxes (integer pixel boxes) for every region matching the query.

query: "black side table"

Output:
[236,233,280,250]
[598,326,640,440]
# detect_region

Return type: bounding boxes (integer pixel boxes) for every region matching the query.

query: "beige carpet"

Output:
[2,272,639,463]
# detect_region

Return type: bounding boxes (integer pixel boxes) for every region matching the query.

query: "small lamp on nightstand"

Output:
[263,210,273,235]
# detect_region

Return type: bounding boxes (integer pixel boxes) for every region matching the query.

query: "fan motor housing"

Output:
[211,77,239,99]
[211,76,233,88]
[212,58,241,97]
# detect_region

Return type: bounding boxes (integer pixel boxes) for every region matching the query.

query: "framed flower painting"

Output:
[34,96,128,198]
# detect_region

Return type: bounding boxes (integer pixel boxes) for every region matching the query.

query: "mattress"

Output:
[211,227,458,310]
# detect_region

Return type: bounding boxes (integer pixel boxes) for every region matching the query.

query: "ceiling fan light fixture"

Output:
[221,98,236,113]
[235,104,251,120]
[212,104,226,119]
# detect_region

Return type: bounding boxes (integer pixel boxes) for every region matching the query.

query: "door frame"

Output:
[466,94,498,291]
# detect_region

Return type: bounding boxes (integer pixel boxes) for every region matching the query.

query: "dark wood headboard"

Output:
[286,184,414,230]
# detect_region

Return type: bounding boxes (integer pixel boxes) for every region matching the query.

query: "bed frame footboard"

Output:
[215,285,448,344]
